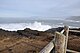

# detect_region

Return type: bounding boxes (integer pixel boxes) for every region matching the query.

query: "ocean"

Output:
[0,18,80,31]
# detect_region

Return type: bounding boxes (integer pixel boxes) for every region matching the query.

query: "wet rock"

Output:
[45,27,64,33]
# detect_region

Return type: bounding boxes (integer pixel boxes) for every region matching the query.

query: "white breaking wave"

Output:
[0,21,52,31]
[66,20,80,22]
[26,22,51,31]
[0,21,79,31]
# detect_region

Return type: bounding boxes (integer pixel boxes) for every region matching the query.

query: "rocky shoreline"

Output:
[0,27,80,53]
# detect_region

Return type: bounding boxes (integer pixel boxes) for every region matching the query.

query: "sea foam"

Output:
[0,21,79,31]
[0,21,52,31]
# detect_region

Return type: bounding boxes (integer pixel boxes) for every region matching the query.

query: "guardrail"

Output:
[39,26,80,53]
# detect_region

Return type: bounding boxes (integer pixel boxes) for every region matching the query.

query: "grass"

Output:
[0,35,49,53]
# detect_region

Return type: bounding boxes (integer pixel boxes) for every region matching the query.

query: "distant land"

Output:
[67,16,80,21]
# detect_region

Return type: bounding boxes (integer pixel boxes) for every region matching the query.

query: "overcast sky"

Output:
[0,0,80,17]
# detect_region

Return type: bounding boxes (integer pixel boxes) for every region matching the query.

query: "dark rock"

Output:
[45,27,64,33]
[17,28,39,37]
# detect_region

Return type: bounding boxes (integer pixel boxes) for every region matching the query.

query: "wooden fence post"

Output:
[55,32,66,53]
[39,39,54,53]
[64,26,69,53]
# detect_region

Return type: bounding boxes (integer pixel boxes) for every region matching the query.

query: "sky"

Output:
[0,0,80,17]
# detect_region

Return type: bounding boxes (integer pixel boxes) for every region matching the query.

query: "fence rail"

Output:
[39,39,54,53]
[69,30,80,33]
[39,26,80,53]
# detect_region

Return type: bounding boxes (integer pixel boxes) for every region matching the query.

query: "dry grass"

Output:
[0,34,50,53]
